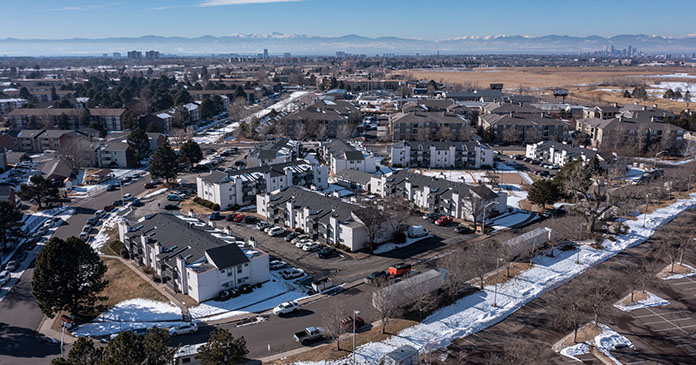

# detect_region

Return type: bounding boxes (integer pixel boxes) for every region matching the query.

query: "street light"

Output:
[480,201,497,234]
[643,193,650,228]
[493,257,503,307]
[688,174,694,192]
[353,309,360,365]
[576,223,586,264]
[654,150,668,169]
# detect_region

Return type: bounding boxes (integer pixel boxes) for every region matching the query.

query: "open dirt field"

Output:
[399,66,696,112]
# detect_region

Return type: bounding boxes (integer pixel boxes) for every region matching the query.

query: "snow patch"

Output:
[660,263,696,280]
[613,291,669,312]
[373,235,432,254]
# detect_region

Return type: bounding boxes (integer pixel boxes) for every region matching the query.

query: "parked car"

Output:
[281,268,305,280]
[104,204,115,212]
[293,326,326,346]
[168,322,198,336]
[272,300,300,316]
[302,242,321,252]
[123,193,134,201]
[284,232,298,242]
[5,260,18,272]
[86,217,99,226]
[110,327,148,340]
[95,210,105,218]
[0,270,10,285]
[164,203,180,210]
[209,212,221,220]
[291,235,309,244]
[317,247,339,259]
[131,198,142,206]
[232,214,246,222]
[434,216,453,226]
[295,238,312,248]
[167,194,183,201]
[512,154,524,160]
[256,221,271,230]
[144,182,156,189]
[364,270,388,285]
[79,231,90,241]
[113,199,123,207]
[243,216,258,224]
[422,212,441,222]
[42,218,55,228]
[268,227,286,237]
[407,225,428,238]
[341,316,365,332]
[388,263,411,277]
[455,225,473,234]
[106,184,117,191]
[269,260,289,270]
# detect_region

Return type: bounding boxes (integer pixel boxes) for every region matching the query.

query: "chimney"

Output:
[650,116,656,122]
[618,115,624,122]
[509,112,515,118]
[613,102,618,108]
[642,105,647,111]
[653,104,658,108]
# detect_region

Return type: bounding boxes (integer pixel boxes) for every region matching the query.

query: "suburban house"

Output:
[196,160,328,210]
[118,213,270,303]
[371,170,507,223]
[256,186,395,252]
[334,169,374,192]
[575,115,685,150]
[525,141,606,167]
[389,112,471,141]
[583,104,621,119]
[319,139,377,174]
[7,108,127,130]
[479,113,569,143]
[390,140,494,169]
[247,138,301,167]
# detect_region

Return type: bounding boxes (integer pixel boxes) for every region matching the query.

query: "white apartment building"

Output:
[390,140,494,169]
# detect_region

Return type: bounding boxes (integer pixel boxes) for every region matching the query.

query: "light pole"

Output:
[654,150,667,169]
[576,223,586,264]
[493,257,503,307]
[688,174,694,192]
[353,309,360,365]
[480,201,497,234]
[643,193,649,228]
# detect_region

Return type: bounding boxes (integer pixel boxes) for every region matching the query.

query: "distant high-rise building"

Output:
[112,52,121,58]
[127,50,142,59]
[102,53,108,57]
[145,50,160,59]
[628,45,632,57]
[263,49,269,58]
[283,52,291,58]
[610,45,615,55]
[336,51,347,58]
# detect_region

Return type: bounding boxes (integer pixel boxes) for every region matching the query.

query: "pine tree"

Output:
[0,201,24,252]
[200,98,217,119]
[32,237,108,317]
[17,175,60,209]
[198,329,248,365]
[127,128,152,162]
[179,139,203,168]
[142,327,175,365]
[527,179,561,209]
[148,141,180,183]
[102,331,145,365]
[51,337,103,365]
[80,109,92,128]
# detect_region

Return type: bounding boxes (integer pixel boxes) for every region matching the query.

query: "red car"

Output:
[435,216,453,226]
[233,214,246,222]
[104,204,115,212]
[341,316,365,331]
[144,182,156,189]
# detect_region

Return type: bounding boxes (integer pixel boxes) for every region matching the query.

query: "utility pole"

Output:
[353,309,360,364]
[493,257,502,307]
[643,193,649,228]
[577,223,586,264]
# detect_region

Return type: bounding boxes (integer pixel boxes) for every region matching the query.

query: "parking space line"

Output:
[642,317,693,325]
[634,310,688,319]
[654,324,696,332]
[644,308,690,334]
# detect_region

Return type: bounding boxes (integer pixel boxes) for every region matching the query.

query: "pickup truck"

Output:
[293,326,326,345]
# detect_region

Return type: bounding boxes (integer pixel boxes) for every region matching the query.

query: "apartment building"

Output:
[575,115,685,150]
[389,112,471,141]
[15,129,92,153]
[197,160,328,210]
[95,141,136,168]
[583,105,621,119]
[371,170,507,223]
[118,213,269,303]
[390,140,494,169]
[319,139,377,174]
[7,108,127,131]
[479,113,569,144]
[0,98,27,115]
[525,141,606,167]
[256,187,394,252]
[247,138,301,167]
[281,99,360,138]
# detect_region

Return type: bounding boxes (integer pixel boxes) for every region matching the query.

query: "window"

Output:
[182,358,191,363]
[237,266,243,274]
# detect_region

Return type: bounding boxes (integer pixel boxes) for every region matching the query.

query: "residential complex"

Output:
[319,139,377,174]
[390,140,494,169]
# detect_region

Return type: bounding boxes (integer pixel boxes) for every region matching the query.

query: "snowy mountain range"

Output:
[2,33,696,57]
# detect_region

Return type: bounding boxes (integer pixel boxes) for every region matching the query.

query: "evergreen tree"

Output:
[173,89,192,106]
[527,179,561,209]
[127,128,152,162]
[32,236,108,317]
[179,139,203,168]
[102,331,145,365]
[622,89,632,98]
[58,113,70,129]
[632,86,648,100]
[50,87,58,101]
[148,141,180,183]
[17,175,60,209]
[200,98,217,119]
[80,109,92,128]
[0,201,24,252]
[142,327,175,365]
[198,329,248,365]
[19,87,31,99]
[663,89,674,100]
[51,337,103,365]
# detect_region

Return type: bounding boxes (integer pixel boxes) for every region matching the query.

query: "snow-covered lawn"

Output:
[634,156,696,166]
[245,91,310,122]
[143,188,168,199]
[486,210,538,230]
[89,213,121,250]
[193,121,239,144]
[296,194,696,365]
[560,324,635,364]
[374,235,432,254]
[99,298,183,322]
[660,263,696,280]
[73,320,190,338]
[188,272,307,320]
[320,184,355,198]
[613,291,669,312]
[499,184,527,209]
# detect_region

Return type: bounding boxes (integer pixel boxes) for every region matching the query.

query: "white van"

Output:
[407,225,428,238]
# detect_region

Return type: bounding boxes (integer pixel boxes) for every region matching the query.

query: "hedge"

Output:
[194,197,219,211]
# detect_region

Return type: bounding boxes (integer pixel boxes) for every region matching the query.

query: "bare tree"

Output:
[58,138,93,172]
[551,285,590,343]
[354,204,389,253]
[385,196,411,233]
[625,256,659,303]
[584,276,622,327]
[440,248,470,298]
[504,336,548,365]
[372,284,399,334]
[468,240,496,290]
[320,302,346,350]
[410,278,437,317]
[435,126,451,142]
[460,193,487,231]
[657,230,685,273]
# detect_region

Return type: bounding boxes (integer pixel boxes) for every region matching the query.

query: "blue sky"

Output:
[2,0,695,39]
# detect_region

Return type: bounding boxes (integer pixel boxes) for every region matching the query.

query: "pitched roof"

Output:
[335,169,373,185]
[205,244,251,269]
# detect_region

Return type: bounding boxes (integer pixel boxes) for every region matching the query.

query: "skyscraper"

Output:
[263,49,269,58]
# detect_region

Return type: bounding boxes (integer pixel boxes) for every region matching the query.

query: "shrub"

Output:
[152,275,161,283]
[394,231,406,244]
[119,249,130,259]
[295,228,304,234]
[212,204,220,211]
[109,240,125,255]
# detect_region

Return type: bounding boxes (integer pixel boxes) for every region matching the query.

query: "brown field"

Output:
[399,66,695,113]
